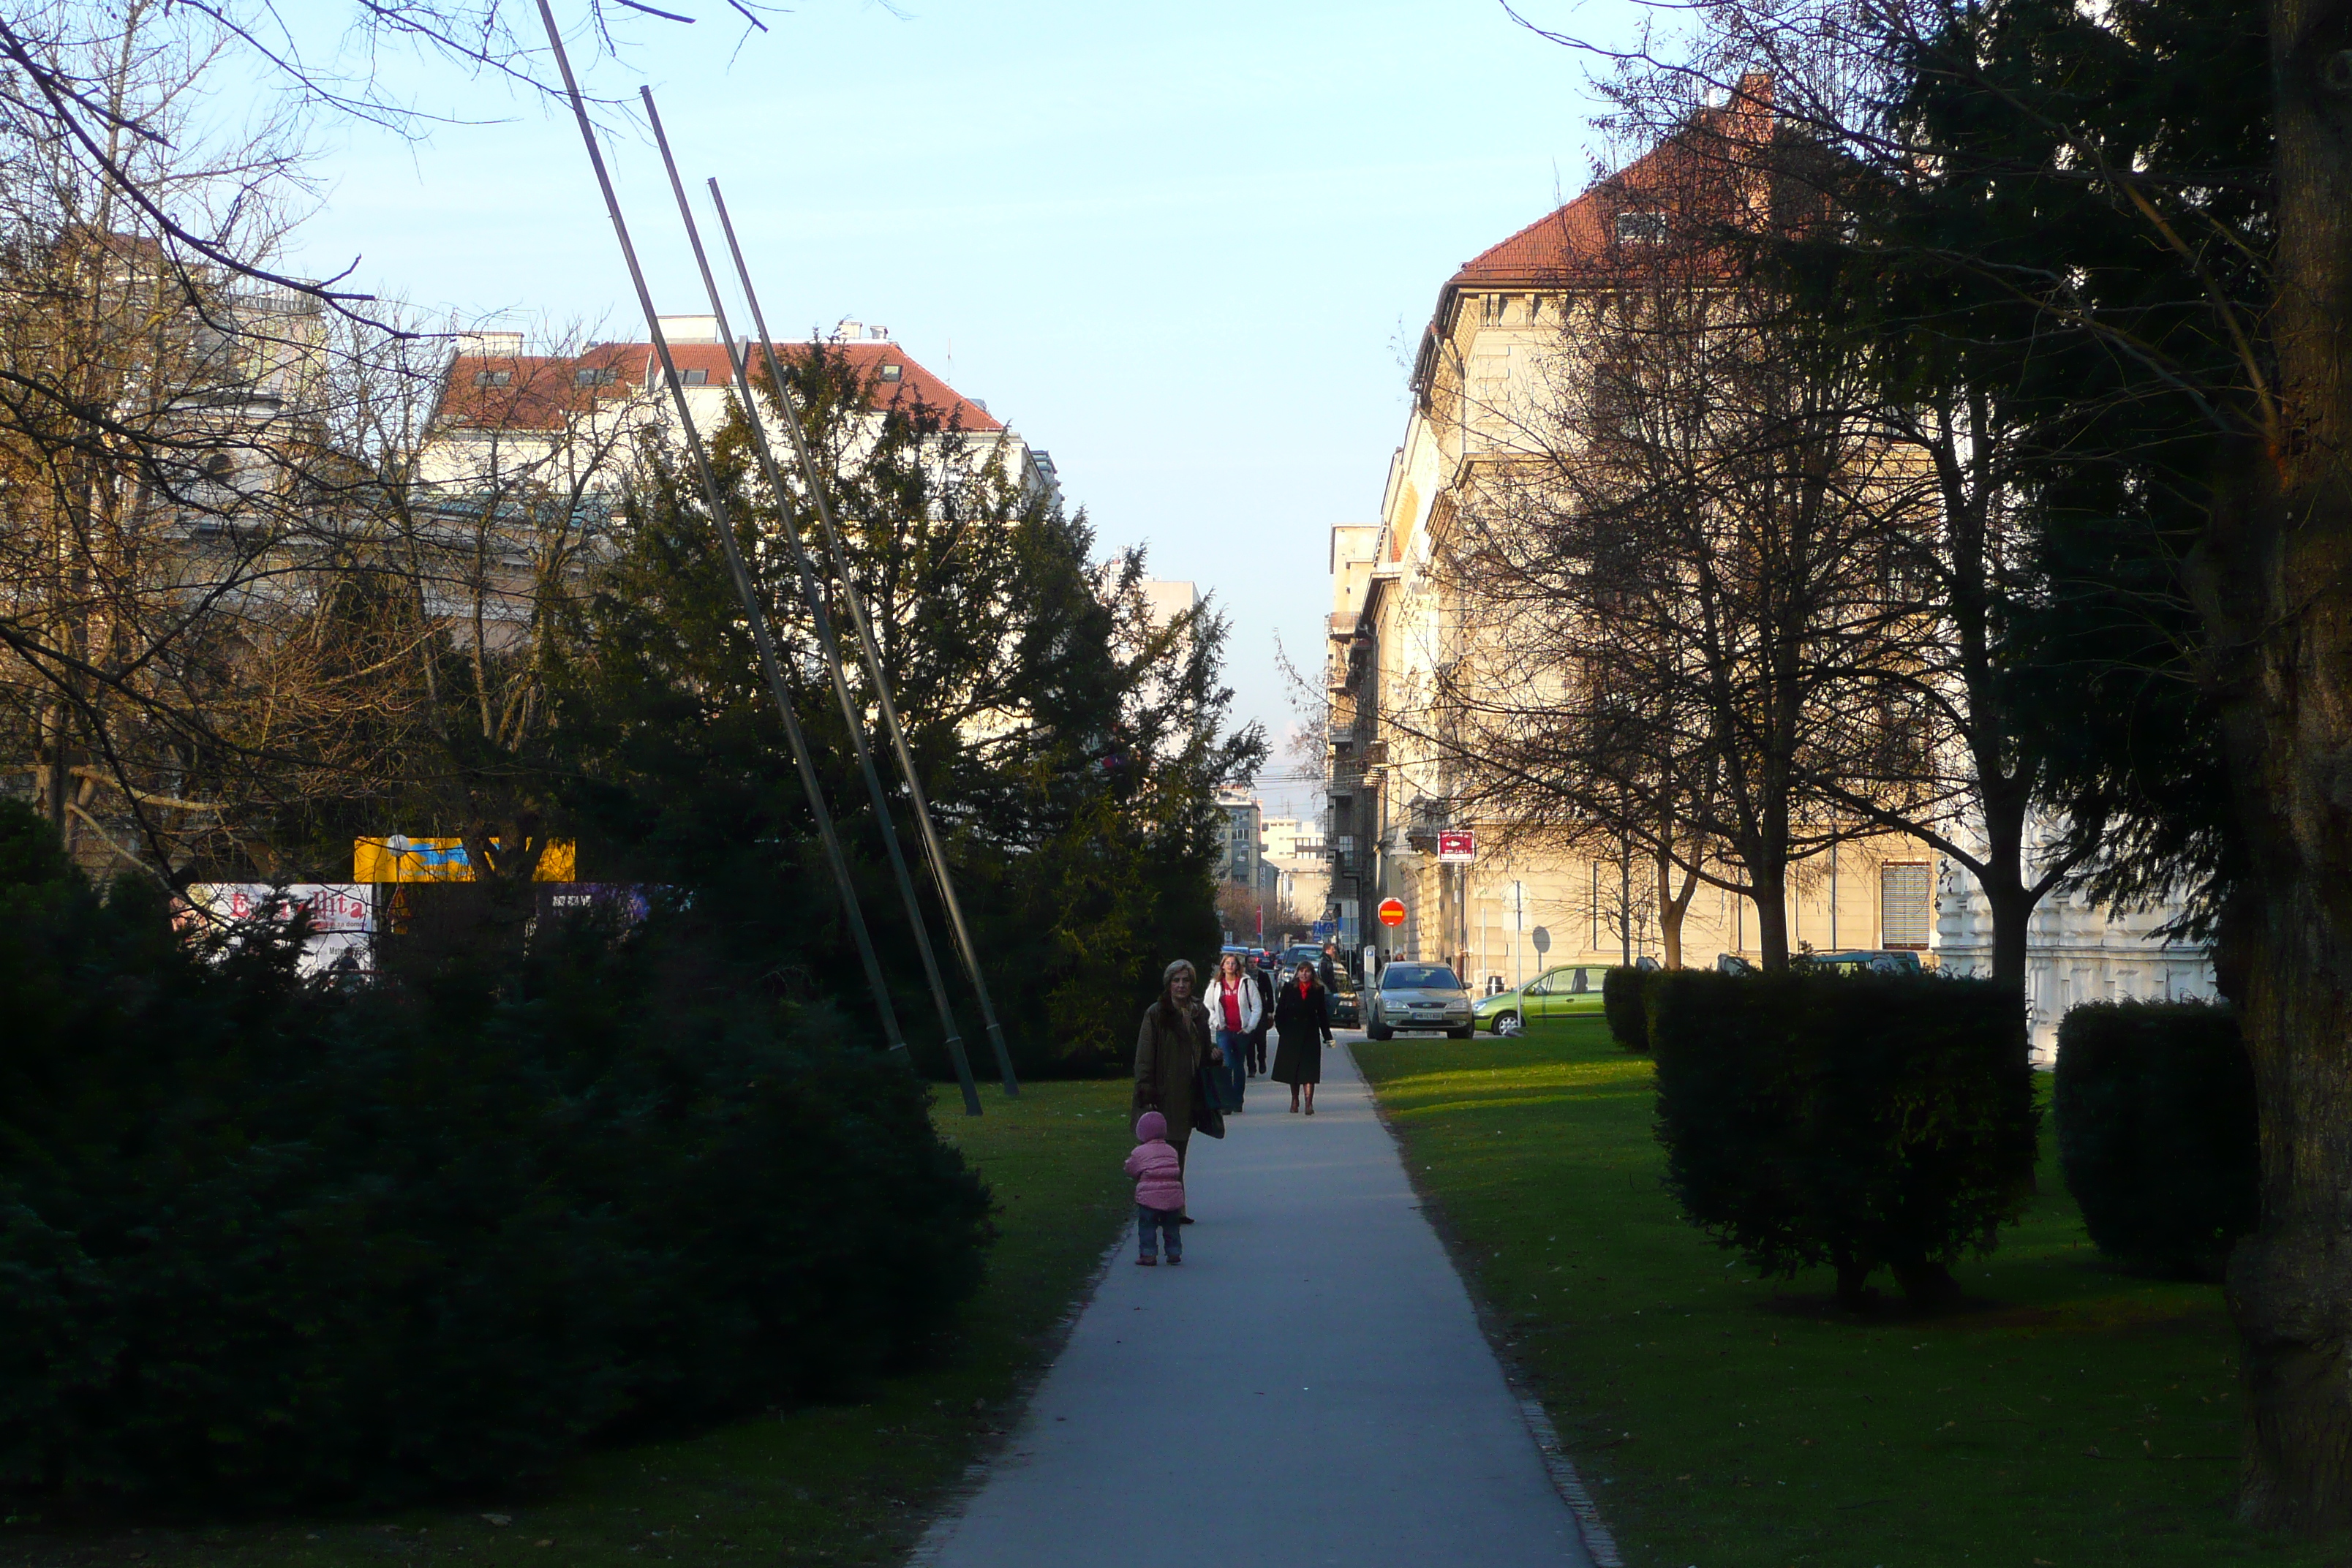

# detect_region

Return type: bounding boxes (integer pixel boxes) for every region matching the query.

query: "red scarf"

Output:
[1297,978,1311,998]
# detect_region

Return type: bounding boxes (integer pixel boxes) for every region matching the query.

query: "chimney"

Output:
[655,314,720,344]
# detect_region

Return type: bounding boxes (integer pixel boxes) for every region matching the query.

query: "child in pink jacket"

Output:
[1125,1111,1185,1266]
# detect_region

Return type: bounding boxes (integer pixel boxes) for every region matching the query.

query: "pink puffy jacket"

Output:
[1125,1111,1186,1213]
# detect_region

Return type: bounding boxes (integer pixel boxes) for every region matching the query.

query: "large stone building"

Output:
[1326,106,2212,1057]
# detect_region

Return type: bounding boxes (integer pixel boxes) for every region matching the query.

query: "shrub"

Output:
[1602,965,1651,1052]
[1650,968,2036,1308]
[2054,1000,2255,1280]
[0,802,992,1509]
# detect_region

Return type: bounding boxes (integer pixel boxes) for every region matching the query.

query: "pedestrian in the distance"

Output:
[1207,951,1260,1112]
[1134,959,1211,1219]
[1126,1110,1185,1266]
[1272,959,1333,1115]
[1247,953,1275,1077]
[1319,939,1341,994]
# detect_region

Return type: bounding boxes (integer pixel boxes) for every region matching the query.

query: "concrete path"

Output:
[917,1036,1594,1568]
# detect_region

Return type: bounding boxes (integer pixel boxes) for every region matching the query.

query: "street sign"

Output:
[1531,924,1551,955]
[1311,919,1336,940]
[1377,897,1408,928]
[1436,829,1475,864]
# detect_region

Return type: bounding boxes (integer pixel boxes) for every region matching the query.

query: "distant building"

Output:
[1262,815,1330,929]
[1140,579,1199,627]
[1216,785,1264,889]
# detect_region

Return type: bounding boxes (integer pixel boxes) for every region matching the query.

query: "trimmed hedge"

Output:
[1650,968,2037,1308]
[1602,965,1651,1052]
[2054,1000,2255,1280]
[0,802,992,1509]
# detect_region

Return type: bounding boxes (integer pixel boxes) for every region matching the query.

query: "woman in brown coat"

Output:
[1134,960,1215,1199]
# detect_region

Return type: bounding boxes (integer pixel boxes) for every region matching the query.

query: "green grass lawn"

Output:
[1355,1019,2344,1568]
[7,1077,1137,1568]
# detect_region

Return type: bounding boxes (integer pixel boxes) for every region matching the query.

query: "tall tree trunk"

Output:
[1655,846,1698,968]
[1749,867,1791,968]
[2212,0,2352,1531]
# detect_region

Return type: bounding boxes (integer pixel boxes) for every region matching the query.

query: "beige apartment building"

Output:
[1325,110,2214,1055]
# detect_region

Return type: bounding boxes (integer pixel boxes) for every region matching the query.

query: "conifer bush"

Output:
[0,802,991,1509]
[1602,965,1651,1052]
[2054,999,2256,1280]
[1650,968,2036,1308]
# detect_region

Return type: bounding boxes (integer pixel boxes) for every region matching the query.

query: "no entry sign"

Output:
[1377,897,1408,927]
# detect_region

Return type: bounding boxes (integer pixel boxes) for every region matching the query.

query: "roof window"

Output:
[880,363,903,383]
[677,367,709,386]
[573,366,617,387]
[472,369,513,388]
[1615,211,1669,244]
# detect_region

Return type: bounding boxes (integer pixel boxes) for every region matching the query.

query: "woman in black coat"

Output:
[1270,960,1334,1114]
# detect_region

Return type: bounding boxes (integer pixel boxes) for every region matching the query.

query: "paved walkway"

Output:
[917,1036,1594,1568]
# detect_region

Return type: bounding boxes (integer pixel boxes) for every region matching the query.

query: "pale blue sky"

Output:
[289,0,1635,818]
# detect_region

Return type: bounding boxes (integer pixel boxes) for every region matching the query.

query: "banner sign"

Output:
[1436,829,1475,864]
[181,883,374,976]
[354,837,576,883]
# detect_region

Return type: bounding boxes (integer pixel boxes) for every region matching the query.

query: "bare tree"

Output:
[1437,101,1937,968]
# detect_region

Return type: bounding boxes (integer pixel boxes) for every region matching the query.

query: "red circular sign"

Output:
[1376,897,1408,928]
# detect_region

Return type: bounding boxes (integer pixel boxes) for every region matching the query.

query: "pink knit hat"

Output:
[1134,1110,1169,1142]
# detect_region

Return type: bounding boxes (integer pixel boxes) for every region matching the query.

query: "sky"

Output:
[287,0,1639,821]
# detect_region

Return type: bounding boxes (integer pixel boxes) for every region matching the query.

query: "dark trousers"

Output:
[1137,1204,1183,1260]
[1248,1025,1268,1074]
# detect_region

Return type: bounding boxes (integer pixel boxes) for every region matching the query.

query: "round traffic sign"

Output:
[1531,924,1551,954]
[1377,897,1408,928]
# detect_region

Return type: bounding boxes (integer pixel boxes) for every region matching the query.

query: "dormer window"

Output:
[472,369,513,388]
[1615,211,1669,244]
[880,363,903,383]
[573,366,617,387]
[677,367,709,386]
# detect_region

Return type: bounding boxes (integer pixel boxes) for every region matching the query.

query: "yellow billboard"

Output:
[353,837,576,883]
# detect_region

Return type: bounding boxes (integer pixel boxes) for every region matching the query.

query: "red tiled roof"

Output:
[430,339,1001,435]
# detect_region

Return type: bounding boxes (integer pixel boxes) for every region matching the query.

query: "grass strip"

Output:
[7,1077,1136,1568]
[1355,1019,2344,1567]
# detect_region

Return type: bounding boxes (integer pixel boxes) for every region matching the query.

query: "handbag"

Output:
[1191,1054,1227,1139]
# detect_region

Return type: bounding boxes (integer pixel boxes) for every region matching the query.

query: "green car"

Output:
[1473,964,1611,1036]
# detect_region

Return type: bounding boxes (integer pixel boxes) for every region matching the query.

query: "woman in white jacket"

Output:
[1207,952,1262,1112]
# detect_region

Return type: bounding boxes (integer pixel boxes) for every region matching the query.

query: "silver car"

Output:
[1365,961,1474,1040]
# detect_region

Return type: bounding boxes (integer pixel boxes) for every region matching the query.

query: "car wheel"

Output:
[1367,1022,1393,1041]
[1494,1011,1523,1037]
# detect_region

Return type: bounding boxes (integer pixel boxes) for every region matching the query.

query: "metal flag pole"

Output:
[705,179,1021,1099]
[637,84,1000,1107]
[529,0,985,1114]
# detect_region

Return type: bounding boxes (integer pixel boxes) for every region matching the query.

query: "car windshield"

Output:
[1381,963,1463,992]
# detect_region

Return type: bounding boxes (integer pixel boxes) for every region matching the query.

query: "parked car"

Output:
[1365,960,1474,1040]
[1279,943,1324,973]
[1327,977,1361,1028]
[1800,949,1925,976]
[1471,963,1612,1036]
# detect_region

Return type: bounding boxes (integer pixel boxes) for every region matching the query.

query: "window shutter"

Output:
[1880,862,1931,949]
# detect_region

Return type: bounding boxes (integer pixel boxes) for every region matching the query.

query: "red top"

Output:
[1220,987,1241,1031]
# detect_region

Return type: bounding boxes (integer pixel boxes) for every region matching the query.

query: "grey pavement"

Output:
[917,1035,1594,1568]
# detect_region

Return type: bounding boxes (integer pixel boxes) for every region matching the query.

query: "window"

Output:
[880,363,903,382]
[573,366,617,387]
[1880,862,1931,949]
[1570,968,1591,994]
[1381,964,1463,992]
[1614,210,1669,244]
[472,369,513,388]
[677,367,709,386]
